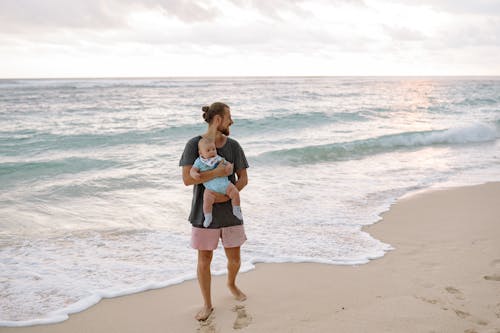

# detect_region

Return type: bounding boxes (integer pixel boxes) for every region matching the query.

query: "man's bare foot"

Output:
[228,284,247,301]
[195,306,214,321]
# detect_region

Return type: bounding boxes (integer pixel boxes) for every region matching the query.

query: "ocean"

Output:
[1,77,499,326]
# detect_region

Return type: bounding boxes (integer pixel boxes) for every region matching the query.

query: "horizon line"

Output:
[2,75,500,80]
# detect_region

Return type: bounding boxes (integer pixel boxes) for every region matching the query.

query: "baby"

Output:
[190,138,243,228]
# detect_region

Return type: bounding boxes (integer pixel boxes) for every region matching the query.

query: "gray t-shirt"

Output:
[179,136,249,228]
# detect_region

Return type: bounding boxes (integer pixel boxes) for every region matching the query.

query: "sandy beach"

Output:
[2,182,499,333]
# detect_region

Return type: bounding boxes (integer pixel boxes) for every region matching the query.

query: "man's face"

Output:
[217,108,233,136]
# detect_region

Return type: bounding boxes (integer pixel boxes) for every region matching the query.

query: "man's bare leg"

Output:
[224,246,247,301]
[196,250,214,320]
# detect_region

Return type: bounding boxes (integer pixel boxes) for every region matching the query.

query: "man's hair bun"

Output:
[201,105,210,121]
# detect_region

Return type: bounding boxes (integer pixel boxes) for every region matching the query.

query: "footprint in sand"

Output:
[454,309,471,319]
[484,260,500,281]
[484,274,500,281]
[452,308,490,326]
[415,293,490,327]
[232,304,252,329]
[445,286,465,300]
[415,296,452,311]
[417,296,441,305]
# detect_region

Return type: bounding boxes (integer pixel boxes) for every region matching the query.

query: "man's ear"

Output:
[213,114,222,126]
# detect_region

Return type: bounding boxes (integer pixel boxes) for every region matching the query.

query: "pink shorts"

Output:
[191,225,247,250]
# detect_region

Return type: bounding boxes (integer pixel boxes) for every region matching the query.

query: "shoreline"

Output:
[2,182,500,332]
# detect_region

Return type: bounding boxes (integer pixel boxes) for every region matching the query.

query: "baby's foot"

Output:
[203,213,213,228]
[232,206,243,221]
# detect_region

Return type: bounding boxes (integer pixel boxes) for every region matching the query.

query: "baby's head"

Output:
[198,138,217,159]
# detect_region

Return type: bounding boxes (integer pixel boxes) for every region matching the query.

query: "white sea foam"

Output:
[387,122,497,146]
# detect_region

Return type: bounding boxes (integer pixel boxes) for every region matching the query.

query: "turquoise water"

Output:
[1,77,499,325]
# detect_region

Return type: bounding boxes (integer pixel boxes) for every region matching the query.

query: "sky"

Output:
[1,0,499,78]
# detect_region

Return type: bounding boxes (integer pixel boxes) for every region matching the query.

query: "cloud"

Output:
[435,0,500,15]
[229,0,365,20]
[0,0,125,31]
[228,0,313,20]
[382,25,426,41]
[0,0,219,33]
[0,0,368,34]
[431,17,500,48]
[142,0,219,22]
[383,0,500,16]
[0,0,359,50]
[0,0,499,77]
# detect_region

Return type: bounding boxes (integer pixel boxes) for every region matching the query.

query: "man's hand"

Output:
[215,161,233,177]
[224,162,234,176]
[213,192,230,203]
[190,167,201,180]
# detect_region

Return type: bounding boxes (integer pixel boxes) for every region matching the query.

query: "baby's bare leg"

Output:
[203,190,216,228]
[225,183,240,206]
[226,184,243,220]
[203,190,216,214]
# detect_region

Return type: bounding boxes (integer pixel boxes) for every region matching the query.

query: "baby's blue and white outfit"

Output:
[193,155,230,194]
[193,154,243,227]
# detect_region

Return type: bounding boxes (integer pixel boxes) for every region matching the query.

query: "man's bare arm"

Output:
[182,163,229,186]
[235,168,248,192]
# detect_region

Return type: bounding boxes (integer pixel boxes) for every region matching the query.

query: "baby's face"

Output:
[200,142,217,159]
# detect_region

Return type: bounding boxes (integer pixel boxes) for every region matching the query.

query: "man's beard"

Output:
[218,125,230,136]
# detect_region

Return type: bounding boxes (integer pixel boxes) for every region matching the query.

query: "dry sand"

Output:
[2,182,500,333]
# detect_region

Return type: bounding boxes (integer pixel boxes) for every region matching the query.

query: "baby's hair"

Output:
[198,137,215,149]
[202,102,229,123]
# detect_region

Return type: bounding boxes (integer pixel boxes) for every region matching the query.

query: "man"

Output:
[179,102,249,321]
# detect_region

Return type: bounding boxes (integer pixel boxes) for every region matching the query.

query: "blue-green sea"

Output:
[1,77,499,326]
